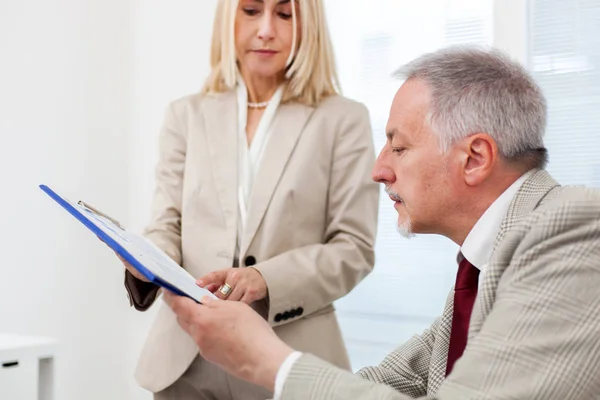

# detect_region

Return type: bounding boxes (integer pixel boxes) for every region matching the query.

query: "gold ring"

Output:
[218,283,233,298]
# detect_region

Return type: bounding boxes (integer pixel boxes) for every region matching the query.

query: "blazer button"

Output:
[297,307,304,316]
[282,311,290,320]
[244,255,256,266]
[274,313,283,323]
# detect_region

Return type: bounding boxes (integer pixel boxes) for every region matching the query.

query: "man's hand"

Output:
[163,292,293,391]
[197,267,268,303]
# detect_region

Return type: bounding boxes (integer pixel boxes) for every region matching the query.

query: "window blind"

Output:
[528,0,600,187]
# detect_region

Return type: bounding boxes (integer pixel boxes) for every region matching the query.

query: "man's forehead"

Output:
[385,127,407,142]
[391,80,431,113]
[385,80,431,140]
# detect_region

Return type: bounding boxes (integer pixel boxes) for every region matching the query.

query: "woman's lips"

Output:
[252,49,278,56]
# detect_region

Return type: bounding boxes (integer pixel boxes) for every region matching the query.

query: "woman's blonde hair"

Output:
[201,0,340,107]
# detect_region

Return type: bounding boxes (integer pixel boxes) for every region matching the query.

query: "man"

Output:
[163,47,600,399]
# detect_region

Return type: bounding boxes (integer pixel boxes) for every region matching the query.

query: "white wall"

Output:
[128,0,217,231]
[0,1,133,399]
[493,0,528,64]
[1,0,218,398]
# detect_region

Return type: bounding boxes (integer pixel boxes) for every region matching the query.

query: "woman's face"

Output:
[235,0,301,80]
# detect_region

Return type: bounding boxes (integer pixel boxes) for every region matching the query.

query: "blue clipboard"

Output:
[39,184,216,303]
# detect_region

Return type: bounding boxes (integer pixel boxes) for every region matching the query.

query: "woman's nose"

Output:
[257,15,275,41]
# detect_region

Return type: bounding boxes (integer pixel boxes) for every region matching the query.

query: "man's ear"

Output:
[459,133,498,186]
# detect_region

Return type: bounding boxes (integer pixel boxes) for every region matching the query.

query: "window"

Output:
[326,0,493,370]
[528,0,600,187]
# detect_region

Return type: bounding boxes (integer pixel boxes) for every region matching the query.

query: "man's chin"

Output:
[397,219,415,239]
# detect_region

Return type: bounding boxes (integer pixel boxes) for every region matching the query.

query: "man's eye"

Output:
[392,147,406,154]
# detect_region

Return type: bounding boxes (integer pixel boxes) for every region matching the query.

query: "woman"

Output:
[121,0,379,398]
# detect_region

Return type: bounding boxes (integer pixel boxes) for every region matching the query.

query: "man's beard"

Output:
[397,217,414,238]
[386,186,415,239]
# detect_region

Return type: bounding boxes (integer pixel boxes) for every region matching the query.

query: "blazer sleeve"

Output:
[357,316,445,397]
[124,102,187,311]
[253,102,379,327]
[356,288,453,396]
[281,354,414,400]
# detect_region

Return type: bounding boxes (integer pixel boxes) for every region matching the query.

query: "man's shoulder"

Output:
[537,185,600,214]
[518,184,600,243]
[490,183,600,303]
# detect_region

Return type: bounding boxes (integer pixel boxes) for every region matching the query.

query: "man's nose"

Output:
[372,150,395,184]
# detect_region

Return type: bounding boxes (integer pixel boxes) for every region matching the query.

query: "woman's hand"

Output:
[116,253,150,282]
[197,268,268,304]
[99,236,150,282]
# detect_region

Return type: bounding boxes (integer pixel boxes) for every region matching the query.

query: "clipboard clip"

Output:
[77,200,124,229]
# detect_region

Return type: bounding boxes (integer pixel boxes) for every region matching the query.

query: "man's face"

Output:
[372,79,457,237]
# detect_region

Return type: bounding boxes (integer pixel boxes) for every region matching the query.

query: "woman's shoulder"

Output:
[168,90,235,115]
[312,94,370,120]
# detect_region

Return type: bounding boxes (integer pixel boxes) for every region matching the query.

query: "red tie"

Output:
[446,256,479,376]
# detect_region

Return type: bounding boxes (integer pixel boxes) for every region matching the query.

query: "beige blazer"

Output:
[279,170,600,399]
[124,90,380,392]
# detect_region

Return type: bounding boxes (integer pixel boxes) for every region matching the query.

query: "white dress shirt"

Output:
[460,170,533,271]
[272,170,534,399]
[235,79,284,262]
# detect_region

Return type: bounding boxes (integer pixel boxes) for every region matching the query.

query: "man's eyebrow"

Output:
[386,128,398,141]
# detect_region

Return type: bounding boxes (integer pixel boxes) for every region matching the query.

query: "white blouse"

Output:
[234,79,284,264]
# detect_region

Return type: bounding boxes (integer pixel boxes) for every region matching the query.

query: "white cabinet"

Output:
[0,334,57,400]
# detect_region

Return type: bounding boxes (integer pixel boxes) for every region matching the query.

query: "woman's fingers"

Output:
[197,269,229,288]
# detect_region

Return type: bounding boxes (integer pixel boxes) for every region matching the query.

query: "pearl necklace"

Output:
[248,100,270,109]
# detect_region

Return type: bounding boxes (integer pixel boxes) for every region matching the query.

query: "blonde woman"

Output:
[121,0,379,398]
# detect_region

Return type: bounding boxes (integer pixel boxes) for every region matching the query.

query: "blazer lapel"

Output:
[201,92,238,231]
[240,102,315,257]
[469,169,561,336]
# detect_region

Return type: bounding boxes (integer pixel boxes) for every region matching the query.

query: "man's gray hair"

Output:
[395,46,548,169]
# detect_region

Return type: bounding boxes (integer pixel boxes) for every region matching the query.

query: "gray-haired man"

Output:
[163,46,600,400]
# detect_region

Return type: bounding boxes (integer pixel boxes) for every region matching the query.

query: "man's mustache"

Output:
[385,186,403,202]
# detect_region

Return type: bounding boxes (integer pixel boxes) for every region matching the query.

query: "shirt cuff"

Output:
[273,351,303,400]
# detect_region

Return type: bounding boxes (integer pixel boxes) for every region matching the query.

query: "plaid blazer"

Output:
[280,169,600,399]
